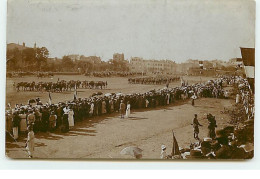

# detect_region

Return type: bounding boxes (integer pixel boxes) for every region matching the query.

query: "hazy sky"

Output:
[7,0,255,62]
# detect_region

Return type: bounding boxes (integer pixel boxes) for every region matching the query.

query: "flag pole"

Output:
[48,91,52,105]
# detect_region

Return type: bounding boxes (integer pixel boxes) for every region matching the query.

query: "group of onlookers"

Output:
[5,75,254,159]
[160,76,254,160]
[6,76,233,140]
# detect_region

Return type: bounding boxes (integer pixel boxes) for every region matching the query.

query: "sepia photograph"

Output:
[5,0,255,160]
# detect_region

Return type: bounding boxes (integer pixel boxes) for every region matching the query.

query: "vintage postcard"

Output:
[5,0,255,160]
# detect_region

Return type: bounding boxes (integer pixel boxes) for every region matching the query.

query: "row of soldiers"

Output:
[128,76,180,85]
[90,71,145,77]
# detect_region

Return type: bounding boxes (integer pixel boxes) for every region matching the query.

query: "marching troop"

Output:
[15,80,108,92]
[128,76,180,85]
[90,71,145,77]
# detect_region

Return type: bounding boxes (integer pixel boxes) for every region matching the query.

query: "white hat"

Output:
[203,137,212,142]
[161,145,166,150]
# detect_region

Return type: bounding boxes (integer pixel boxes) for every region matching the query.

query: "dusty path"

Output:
[6,97,234,159]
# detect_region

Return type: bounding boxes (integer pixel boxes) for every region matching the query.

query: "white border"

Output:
[0,0,259,170]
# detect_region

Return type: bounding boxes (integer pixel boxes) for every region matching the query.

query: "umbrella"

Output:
[105,93,112,97]
[120,146,143,159]
[116,92,123,96]
[191,95,197,99]
[97,92,103,95]
[91,93,97,97]
[171,131,181,156]
[238,84,245,88]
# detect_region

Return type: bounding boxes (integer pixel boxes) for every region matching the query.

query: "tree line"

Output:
[7,47,49,71]
[6,47,130,73]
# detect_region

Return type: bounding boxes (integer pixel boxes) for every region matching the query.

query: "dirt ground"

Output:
[5,97,234,159]
[6,75,233,160]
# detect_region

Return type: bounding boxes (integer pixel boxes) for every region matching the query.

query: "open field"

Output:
[5,75,234,159]
[6,97,233,159]
[6,75,216,106]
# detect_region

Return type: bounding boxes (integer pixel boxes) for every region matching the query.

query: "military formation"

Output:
[89,71,145,77]
[128,76,180,85]
[15,80,108,92]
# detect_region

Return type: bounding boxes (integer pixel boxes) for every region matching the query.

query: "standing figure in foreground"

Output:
[192,114,203,140]
[119,100,126,119]
[49,111,57,132]
[191,93,197,106]
[125,101,131,118]
[61,106,70,132]
[236,93,241,104]
[68,108,74,129]
[160,145,167,159]
[207,113,217,139]
[12,112,20,140]
[26,125,35,158]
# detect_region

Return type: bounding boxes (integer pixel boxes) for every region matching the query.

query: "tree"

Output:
[6,48,22,71]
[35,47,49,71]
[61,56,75,71]
[22,48,35,69]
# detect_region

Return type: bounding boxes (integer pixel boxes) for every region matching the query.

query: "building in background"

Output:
[113,53,125,61]
[129,57,177,74]
[80,55,101,64]
[67,54,80,61]
[199,61,203,69]
[229,58,243,68]
[7,42,28,51]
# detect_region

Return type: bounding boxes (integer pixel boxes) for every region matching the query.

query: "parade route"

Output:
[6,97,234,159]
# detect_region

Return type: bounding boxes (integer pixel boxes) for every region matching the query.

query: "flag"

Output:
[240,47,255,66]
[240,47,255,92]
[171,131,180,156]
[74,84,77,100]
[48,91,52,105]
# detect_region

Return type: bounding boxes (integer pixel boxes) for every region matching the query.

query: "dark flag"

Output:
[240,47,255,66]
[48,91,52,105]
[171,131,181,156]
[240,47,255,93]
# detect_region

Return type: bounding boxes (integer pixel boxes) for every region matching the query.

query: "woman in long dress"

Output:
[236,93,240,104]
[101,100,106,114]
[68,108,74,129]
[125,101,131,118]
[26,125,35,158]
[19,111,27,133]
[89,102,94,117]
[110,99,114,113]
[48,111,57,132]
[6,111,13,134]
[191,93,197,106]
[145,99,149,108]
[12,112,20,140]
